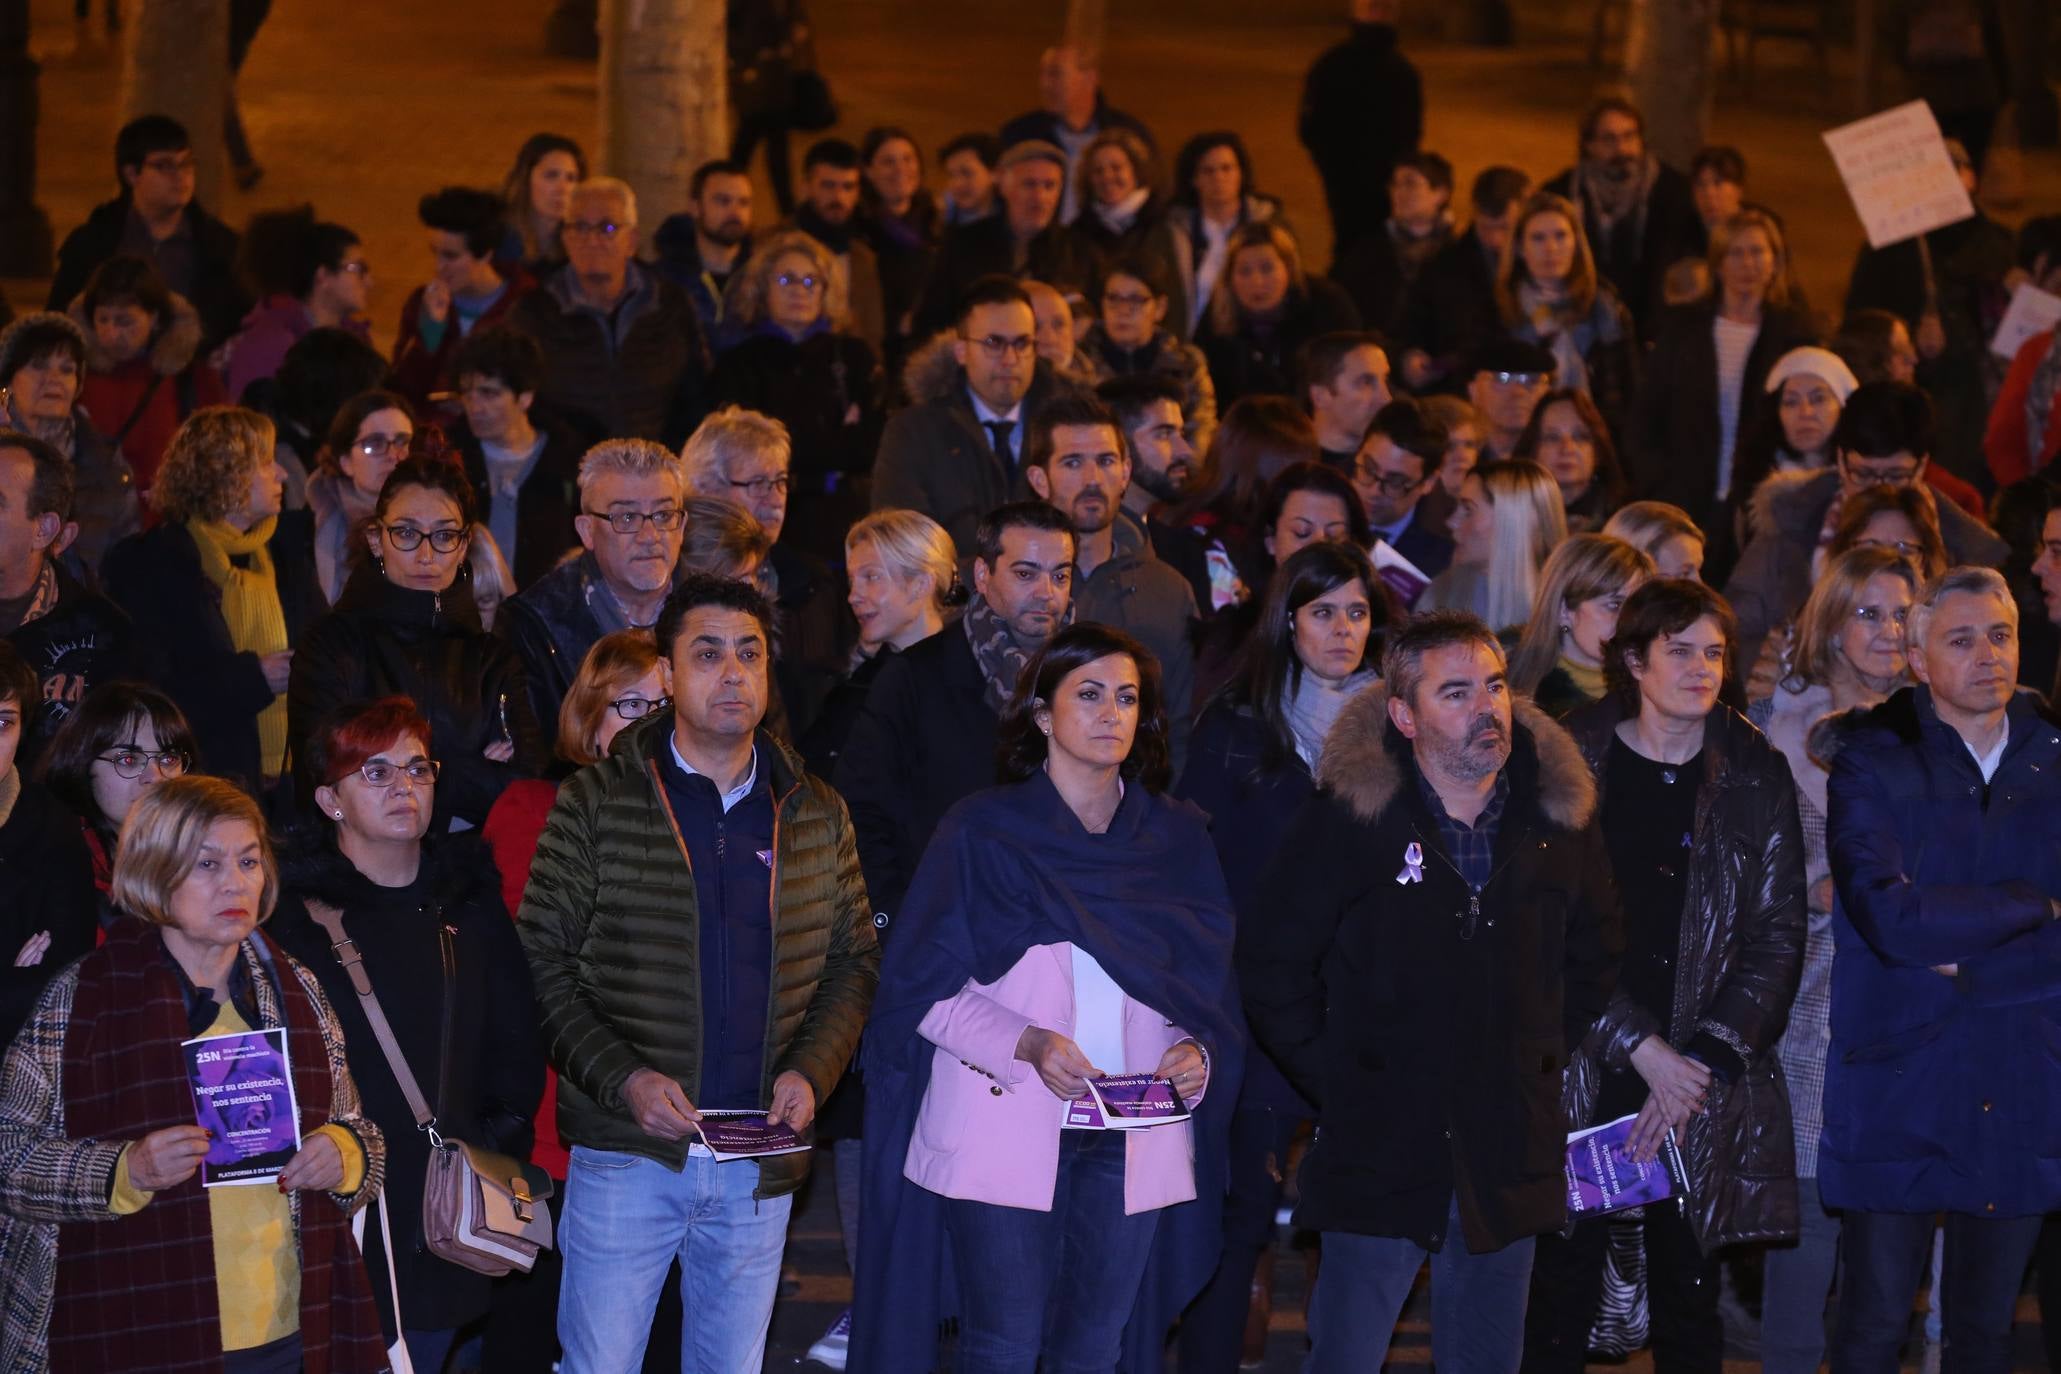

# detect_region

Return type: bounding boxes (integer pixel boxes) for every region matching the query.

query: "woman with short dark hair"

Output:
[39,679,200,897]
[71,253,228,500]
[0,310,140,573]
[852,622,1244,1374]
[1526,577,1806,1372]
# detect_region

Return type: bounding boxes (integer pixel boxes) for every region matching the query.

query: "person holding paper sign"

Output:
[851,622,1243,1374]
[0,775,387,1374]
[1527,579,1806,1374]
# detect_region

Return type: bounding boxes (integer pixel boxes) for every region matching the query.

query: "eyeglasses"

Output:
[584,506,686,534]
[340,260,372,278]
[341,759,441,789]
[383,523,467,553]
[141,153,196,175]
[962,333,1036,358]
[356,433,411,458]
[608,694,670,721]
[1852,604,1910,626]
[563,219,623,240]
[774,272,822,289]
[1853,537,1923,558]
[727,475,791,499]
[1355,465,1426,498]
[1102,291,1154,310]
[1487,371,1549,387]
[1842,462,1921,488]
[95,748,191,780]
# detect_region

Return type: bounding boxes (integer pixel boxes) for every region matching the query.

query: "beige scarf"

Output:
[189,516,290,776]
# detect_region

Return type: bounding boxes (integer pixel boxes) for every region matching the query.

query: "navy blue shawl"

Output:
[848,772,1246,1373]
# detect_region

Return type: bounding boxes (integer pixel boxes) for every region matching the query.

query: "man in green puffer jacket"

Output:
[518,572,878,1372]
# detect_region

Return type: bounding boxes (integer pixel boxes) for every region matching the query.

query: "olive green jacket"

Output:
[517,715,879,1193]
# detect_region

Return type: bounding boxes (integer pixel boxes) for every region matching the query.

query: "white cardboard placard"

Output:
[1821,100,1975,249]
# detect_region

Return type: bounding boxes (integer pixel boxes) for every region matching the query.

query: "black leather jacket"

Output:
[1562,699,1807,1251]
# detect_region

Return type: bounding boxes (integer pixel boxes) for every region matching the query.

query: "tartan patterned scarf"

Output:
[51,919,384,1374]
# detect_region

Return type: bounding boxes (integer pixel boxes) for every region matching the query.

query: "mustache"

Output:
[1468,714,1508,741]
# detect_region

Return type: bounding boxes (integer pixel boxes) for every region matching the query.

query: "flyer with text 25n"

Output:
[182,1027,302,1187]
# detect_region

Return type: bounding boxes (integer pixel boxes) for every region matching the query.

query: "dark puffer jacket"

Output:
[1562,699,1806,1252]
[516,716,878,1192]
[1240,684,1623,1253]
[508,262,710,448]
[286,563,546,827]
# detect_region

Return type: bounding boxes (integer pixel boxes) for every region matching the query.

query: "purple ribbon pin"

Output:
[1396,841,1425,886]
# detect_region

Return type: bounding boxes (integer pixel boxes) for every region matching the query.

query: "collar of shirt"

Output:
[669,733,760,812]
[1370,507,1417,547]
[1413,764,1510,889]
[162,941,260,1036]
[1964,718,2010,783]
[967,388,1024,428]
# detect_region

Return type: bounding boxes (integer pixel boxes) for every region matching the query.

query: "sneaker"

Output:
[807,1308,852,1370]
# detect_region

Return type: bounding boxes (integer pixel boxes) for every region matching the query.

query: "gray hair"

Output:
[569,176,638,228]
[1908,565,2015,645]
[576,438,682,496]
[1382,610,1505,709]
[679,406,791,495]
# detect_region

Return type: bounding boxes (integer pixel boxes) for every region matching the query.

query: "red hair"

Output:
[308,696,434,785]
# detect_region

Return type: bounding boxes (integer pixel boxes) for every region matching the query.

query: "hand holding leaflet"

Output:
[692,1110,813,1161]
[1059,1073,1191,1130]
[1563,1114,1688,1217]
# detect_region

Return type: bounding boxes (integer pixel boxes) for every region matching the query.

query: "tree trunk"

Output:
[599,0,727,229]
[0,0,53,275]
[1063,0,1106,62]
[118,0,229,213]
[1624,0,1720,169]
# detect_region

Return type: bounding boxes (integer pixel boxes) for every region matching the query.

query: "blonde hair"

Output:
[1497,191,1600,325]
[1508,534,1656,692]
[1787,545,1918,688]
[1207,222,1306,338]
[1474,460,1568,632]
[680,496,772,578]
[153,406,276,523]
[727,230,844,331]
[111,775,277,928]
[1603,500,1705,563]
[576,438,682,497]
[1708,208,1791,309]
[557,628,660,765]
[466,525,514,624]
[846,508,959,612]
[680,406,791,495]
[569,176,638,228]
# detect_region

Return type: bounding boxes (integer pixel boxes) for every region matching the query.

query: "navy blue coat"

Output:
[1822,685,2061,1217]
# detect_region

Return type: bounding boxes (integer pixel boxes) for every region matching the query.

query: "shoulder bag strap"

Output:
[305,897,438,1133]
[109,373,167,448]
[432,914,456,1123]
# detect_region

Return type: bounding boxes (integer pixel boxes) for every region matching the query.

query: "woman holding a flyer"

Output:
[0,775,388,1374]
[1523,578,1806,1373]
[851,623,1245,1374]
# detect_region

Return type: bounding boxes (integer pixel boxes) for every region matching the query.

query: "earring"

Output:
[333,811,343,819]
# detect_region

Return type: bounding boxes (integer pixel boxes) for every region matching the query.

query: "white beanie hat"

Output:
[1763,346,1859,403]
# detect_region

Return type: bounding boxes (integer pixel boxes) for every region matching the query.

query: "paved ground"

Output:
[13,3,2061,1368]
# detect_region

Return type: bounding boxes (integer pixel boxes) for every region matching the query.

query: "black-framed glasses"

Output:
[962,333,1035,358]
[584,506,686,535]
[1487,370,1548,387]
[356,433,411,458]
[1102,291,1154,310]
[609,694,670,721]
[383,524,467,553]
[1355,466,1427,498]
[563,219,623,240]
[774,272,821,289]
[340,260,372,278]
[142,153,196,175]
[1842,461,1921,488]
[95,748,191,780]
[726,475,791,499]
[343,759,441,789]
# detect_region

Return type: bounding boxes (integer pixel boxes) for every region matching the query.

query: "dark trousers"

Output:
[1523,1201,1720,1374]
[731,114,795,216]
[480,1189,566,1373]
[221,1333,302,1374]
[1175,1106,1299,1374]
[1831,1209,2042,1374]
[943,1130,1162,1374]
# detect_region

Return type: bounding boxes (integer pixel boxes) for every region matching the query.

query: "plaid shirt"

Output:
[1416,767,1510,891]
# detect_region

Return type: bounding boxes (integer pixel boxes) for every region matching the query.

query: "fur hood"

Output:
[1313,680,1597,830]
[1745,466,1835,544]
[899,328,1086,407]
[68,289,205,377]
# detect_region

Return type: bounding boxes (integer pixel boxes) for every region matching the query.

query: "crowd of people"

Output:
[4,2,2061,1372]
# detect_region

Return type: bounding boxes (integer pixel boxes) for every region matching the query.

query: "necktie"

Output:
[984,420,1015,467]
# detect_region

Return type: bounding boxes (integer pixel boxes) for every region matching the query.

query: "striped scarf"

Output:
[188,516,290,777]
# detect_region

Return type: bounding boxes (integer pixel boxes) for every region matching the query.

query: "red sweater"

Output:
[1987,328,2061,488]
[71,295,226,503]
[481,777,570,1179]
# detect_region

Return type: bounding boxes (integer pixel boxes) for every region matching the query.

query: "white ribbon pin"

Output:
[1396,841,1425,885]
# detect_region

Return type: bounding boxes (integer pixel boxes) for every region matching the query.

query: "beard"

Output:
[1069,490,1116,534]
[704,217,750,246]
[1426,712,1511,783]
[1133,460,1190,504]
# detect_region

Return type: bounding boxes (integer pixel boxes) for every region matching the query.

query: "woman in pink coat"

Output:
[851,622,1246,1374]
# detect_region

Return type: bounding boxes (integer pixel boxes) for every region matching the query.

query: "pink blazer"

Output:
[904,941,1209,1215]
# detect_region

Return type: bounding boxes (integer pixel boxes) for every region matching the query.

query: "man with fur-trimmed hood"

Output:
[1239,609,1623,1373]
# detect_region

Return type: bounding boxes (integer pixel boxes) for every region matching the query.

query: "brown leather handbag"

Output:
[307,900,554,1277]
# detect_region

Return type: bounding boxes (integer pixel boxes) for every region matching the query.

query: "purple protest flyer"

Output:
[181,1027,302,1187]
[692,1110,811,1162]
[1086,1073,1190,1129]
[1563,1113,1686,1217]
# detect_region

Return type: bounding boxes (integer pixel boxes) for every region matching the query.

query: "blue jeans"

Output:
[556,1146,794,1374]
[943,1130,1162,1374]
[1307,1197,1534,1374]
[1831,1208,2043,1374]
[1759,1179,1843,1374]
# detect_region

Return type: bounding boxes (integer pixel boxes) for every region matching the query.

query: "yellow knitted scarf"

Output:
[1556,654,1608,705]
[188,517,290,777]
